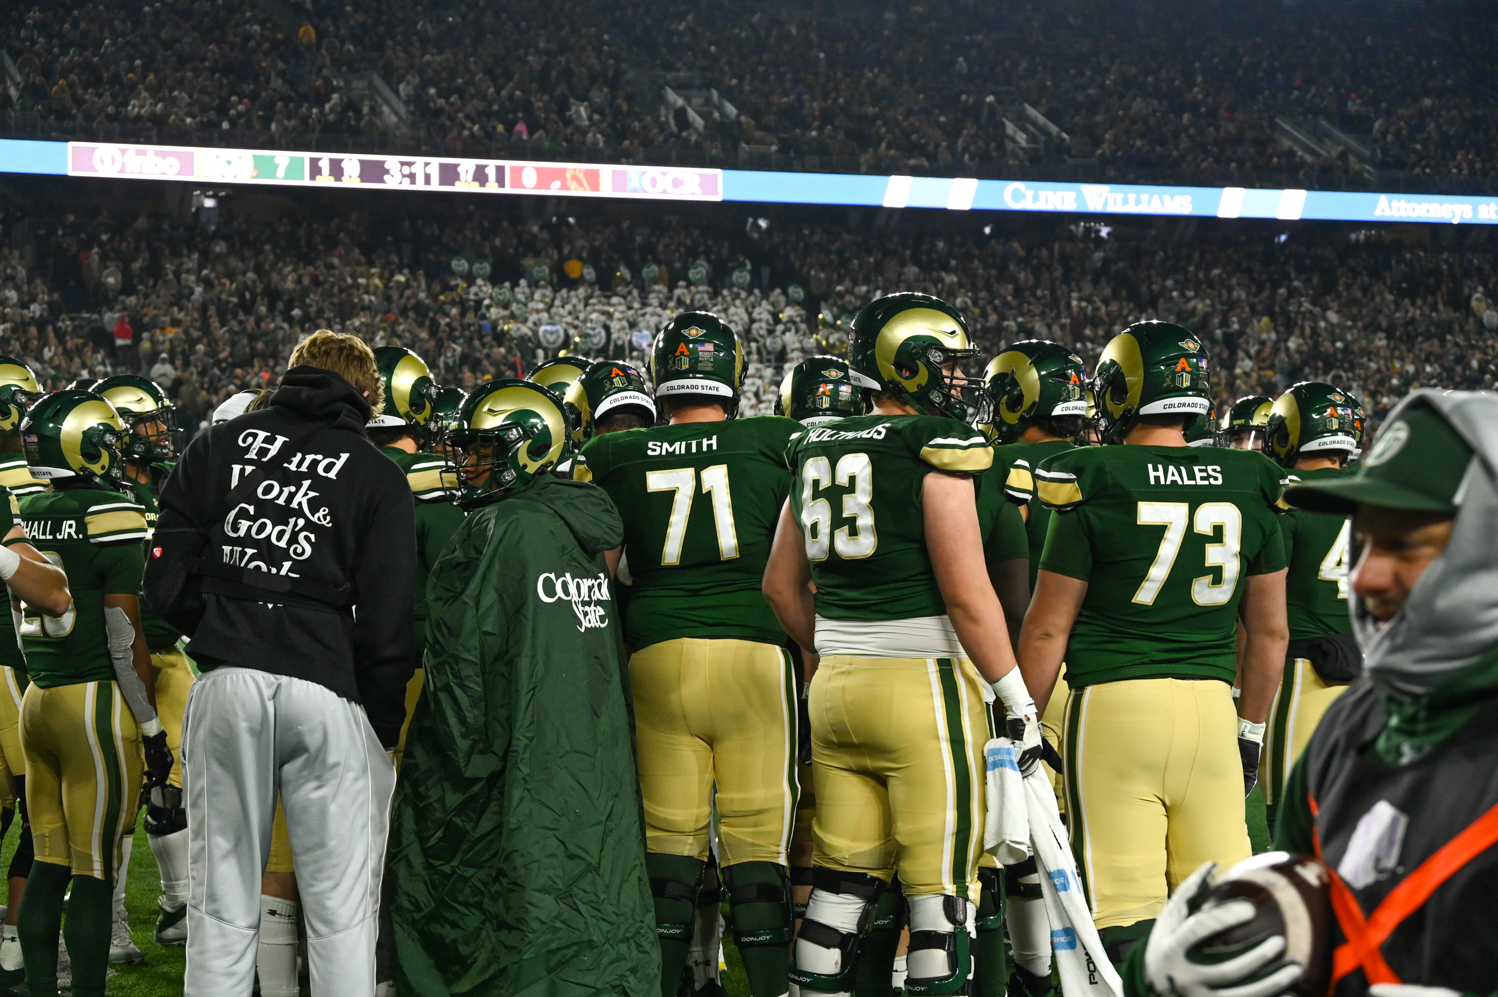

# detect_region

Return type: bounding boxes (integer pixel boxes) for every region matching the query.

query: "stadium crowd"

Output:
[3,0,1495,191]
[3,204,1494,434]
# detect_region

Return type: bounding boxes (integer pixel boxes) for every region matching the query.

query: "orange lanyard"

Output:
[1311,794,1498,987]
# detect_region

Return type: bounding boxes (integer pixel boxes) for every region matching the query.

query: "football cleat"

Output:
[156,900,189,946]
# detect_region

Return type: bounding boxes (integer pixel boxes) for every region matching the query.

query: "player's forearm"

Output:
[0,540,71,617]
[765,579,816,651]
[1018,629,1066,718]
[1237,628,1287,723]
[946,597,1018,685]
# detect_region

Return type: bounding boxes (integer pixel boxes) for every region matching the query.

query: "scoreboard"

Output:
[67,142,721,201]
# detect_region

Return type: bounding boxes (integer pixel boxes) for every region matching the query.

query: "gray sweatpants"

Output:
[181,666,396,997]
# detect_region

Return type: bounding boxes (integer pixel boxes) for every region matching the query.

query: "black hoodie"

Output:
[150,366,417,746]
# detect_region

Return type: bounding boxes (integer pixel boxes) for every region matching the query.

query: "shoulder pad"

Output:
[571,452,593,483]
[1033,449,1093,511]
[0,462,46,496]
[84,497,150,543]
[910,418,992,474]
[999,454,1036,504]
[406,457,458,501]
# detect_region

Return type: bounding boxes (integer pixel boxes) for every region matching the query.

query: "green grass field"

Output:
[0,789,1269,996]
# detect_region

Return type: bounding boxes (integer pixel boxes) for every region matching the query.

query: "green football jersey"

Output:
[0,485,24,673]
[579,416,799,650]
[380,446,467,654]
[976,465,1028,567]
[1036,444,1286,686]
[17,485,149,689]
[122,464,184,651]
[787,414,992,621]
[0,455,48,498]
[991,438,1077,589]
[1280,465,1353,640]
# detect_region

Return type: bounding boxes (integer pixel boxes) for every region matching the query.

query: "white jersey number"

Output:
[1132,501,1242,606]
[801,453,877,561]
[646,464,740,566]
[1319,520,1351,599]
[18,551,77,638]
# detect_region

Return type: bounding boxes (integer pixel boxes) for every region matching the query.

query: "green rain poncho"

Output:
[390,475,658,997]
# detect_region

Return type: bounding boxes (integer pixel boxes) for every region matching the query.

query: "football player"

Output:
[577,313,801,997]
[366,347,467,997]
[764,293,1040,997]
[776,356,910,997]
[95,374,190,958]
[0,479,71,987]
[1134,390,1498,996]
[1020,321,1288,964]
[1257,382,1362,831]
[13,391,173,997]
[565,360,657,444]
[1182,405,1217,448]
[0,356,44,980]
[526,355,593,399]
[388,380,657,995]
[1216,395,1272,450]
[978,340,1088,997]
[366,347,465,764]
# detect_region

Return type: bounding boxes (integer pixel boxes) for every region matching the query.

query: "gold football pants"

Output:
[1260,658,1346,808]
[631,637,799,866]
[22,680,143,883]
[150,646,196,790]
[0,666,27,807]
[809,655,989,903]
[1063,678,1250,929]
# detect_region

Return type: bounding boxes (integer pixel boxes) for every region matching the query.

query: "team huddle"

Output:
[0,290,1367,997]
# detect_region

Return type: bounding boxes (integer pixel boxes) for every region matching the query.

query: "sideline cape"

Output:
[390,475,657,997]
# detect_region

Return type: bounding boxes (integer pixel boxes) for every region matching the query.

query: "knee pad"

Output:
[1003,857,1043,900]
[975,868,1003,934]
[648,854,704,943]
[904,895,974,997]
[724,862,791,947]
[145,785,188,837]
[791,865,814,920]
[790,868,886,996]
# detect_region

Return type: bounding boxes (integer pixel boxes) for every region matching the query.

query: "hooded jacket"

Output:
[150,366,417,746]
[389,474,656,997]
[1352,389,1498,700]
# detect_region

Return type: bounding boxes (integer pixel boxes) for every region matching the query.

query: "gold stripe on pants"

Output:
[1261,658,1346,807]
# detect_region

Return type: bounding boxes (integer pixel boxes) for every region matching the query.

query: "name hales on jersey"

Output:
[1147,463,1224,486]
[21,516,80,540]
[646,436,719,456]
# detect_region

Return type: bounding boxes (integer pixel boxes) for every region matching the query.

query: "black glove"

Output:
[1006,714,1045,776]
[1238,736,1261,797]
[144,730,175,791]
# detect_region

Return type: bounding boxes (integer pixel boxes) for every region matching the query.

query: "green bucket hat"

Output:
[1284,402,1473,514]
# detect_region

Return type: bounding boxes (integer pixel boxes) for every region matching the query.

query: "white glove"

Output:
[1144,862,1304,997]
[1369,987,1461,997]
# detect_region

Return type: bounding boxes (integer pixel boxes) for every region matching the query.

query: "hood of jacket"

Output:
[270,366,373,431]
[1356,389,1498,700]
[512,475,624,557]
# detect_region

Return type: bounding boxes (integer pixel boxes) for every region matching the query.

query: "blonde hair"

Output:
[287,329,384,414]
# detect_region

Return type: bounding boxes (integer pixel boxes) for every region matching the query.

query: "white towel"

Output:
[983,738,1029,866]
[1025,773,1123,997]
[982,736,1122,997]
